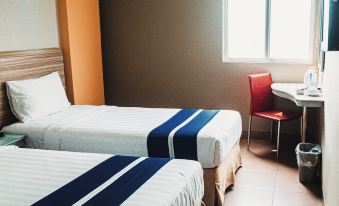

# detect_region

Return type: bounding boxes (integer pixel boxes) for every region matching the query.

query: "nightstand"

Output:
[0,134,26,147]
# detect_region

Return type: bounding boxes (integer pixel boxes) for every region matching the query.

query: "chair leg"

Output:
[270,120,274,141]
[276,120,281,159]
[247,115,252,150]
[300,116,303,143]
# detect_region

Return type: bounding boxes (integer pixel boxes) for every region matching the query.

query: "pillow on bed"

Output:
[6,72,71,122]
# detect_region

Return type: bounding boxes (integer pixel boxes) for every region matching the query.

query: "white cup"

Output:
[307,86,318,96]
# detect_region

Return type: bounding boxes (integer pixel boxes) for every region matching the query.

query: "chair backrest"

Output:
[248,73,274,114]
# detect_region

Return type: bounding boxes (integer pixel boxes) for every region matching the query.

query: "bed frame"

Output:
[0,48,65,128]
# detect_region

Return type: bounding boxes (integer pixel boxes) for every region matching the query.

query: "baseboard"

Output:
[241,130,300,139]
[241,131,271,139]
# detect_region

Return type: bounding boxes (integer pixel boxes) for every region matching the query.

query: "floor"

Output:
[224,135,323,206]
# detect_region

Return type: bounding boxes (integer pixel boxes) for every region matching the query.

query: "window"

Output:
[223,0,316,63]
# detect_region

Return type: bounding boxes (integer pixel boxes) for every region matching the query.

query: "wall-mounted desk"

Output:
[271,83,324,142]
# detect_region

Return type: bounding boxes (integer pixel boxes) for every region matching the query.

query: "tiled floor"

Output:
[224,136,323,206]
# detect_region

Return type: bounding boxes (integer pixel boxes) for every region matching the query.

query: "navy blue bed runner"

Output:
[174,110,219,160]
[33,156,170,206]
[147,109,219,160]
[84,158,170,206]
[147,109,197,157]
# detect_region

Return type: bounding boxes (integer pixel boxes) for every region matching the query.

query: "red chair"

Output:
[248,73,302,158]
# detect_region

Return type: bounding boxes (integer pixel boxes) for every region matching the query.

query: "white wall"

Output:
[321,52,339,206]
[0,0,59,52]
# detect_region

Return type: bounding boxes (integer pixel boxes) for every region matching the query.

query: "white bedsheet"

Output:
[3,105,242,168]
[0,146,203,206]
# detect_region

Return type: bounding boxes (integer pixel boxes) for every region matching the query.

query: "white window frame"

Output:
[222,0,317,64]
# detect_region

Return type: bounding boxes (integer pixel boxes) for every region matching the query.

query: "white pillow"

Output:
[6,72,71,122]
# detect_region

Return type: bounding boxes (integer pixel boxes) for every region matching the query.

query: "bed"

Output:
[0,48,242,206]
[0,146,203,205]
[3,105,242,168]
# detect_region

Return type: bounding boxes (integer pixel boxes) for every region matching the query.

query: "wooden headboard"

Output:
[0,48,65,128]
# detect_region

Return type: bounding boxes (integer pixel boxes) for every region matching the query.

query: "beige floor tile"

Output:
[241,139,278,172]
[275,174,322,195]
[241,150,278,172]
[234,169,276,190]
[242,138,278,157]
[225,187,274,206]
[276,164,322,197]
[272,191,323,206]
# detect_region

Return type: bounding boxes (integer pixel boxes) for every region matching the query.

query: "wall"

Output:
[58,0,105,105]
[321,52,339,206]
[0,0,59,51]
[0,0,104,105]
[100,0,306,134]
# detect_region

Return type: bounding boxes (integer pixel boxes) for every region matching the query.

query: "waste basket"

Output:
[295,143,321,184]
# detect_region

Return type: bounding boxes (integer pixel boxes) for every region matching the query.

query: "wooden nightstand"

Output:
[0,134,26,147]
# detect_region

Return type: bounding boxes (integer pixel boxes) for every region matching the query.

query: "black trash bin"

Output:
[295,143,321,184]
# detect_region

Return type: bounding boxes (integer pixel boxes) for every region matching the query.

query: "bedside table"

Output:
[0,134,26,147]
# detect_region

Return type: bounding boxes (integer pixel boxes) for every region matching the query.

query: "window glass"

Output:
[224,0,315,62]
[227,0,266,58]
[269,0,312,59]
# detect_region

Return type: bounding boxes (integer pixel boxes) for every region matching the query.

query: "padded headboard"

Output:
[0,48,65,128]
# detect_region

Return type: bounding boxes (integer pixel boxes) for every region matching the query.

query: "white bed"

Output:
[3,105,242,168]
[0,146,203,206]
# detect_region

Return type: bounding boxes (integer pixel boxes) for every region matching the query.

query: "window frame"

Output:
[222,0,317,64]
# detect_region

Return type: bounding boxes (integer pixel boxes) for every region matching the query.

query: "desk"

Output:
[271,83,324,142]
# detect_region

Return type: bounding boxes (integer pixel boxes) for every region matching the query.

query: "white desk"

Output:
[271,83,324,142]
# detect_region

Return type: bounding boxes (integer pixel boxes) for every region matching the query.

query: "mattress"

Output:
[0,146,203,206]
[3,105,242,168]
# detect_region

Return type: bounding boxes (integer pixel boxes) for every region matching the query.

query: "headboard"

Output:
[0,48,65,128]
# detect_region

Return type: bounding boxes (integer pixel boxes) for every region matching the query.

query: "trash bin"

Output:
[295,143,321,184]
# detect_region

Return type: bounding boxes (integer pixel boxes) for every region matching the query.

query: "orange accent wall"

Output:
[58,0,105,105]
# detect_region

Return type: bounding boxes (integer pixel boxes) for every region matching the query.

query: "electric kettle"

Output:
[304,67,318,96]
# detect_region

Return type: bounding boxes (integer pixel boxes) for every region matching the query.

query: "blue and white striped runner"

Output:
[147,109,219,160]
[33,156,170,206]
